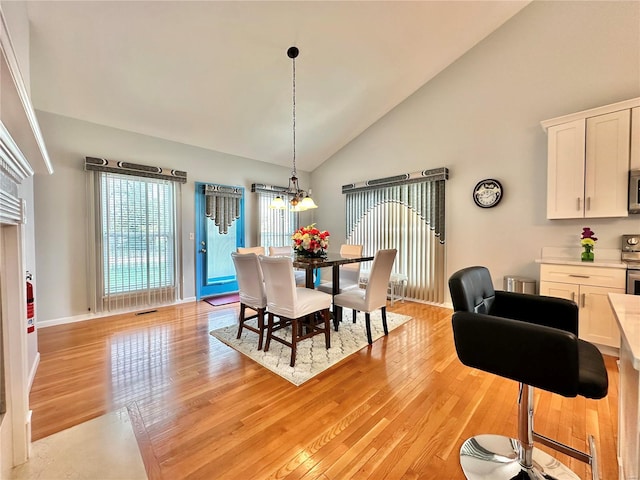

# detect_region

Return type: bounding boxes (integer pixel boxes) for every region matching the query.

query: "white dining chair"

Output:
[237,246,266,255]
[268,245,307,286]
[268,246,292,256]
[258,255,332,367]
[332,249,397,344]
[231,252,268,350]
[317,244,363,295]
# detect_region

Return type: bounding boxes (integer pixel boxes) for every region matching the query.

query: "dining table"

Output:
[293,253,374,330]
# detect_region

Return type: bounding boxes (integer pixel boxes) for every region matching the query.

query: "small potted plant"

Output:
[580,227,597,262]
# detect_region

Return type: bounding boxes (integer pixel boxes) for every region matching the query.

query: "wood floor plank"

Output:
[29,300,619,479]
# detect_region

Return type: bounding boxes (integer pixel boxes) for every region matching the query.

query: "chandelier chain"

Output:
[292,54,296,177]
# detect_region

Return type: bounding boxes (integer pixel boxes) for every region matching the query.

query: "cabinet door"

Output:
[539,281,578,303]
[585,110,630,218]
[579,285,622,348]
[631,107,640,170]
[547,119,586,219]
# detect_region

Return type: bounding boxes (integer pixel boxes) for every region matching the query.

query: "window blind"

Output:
[343,168,447,304]
[251,183,298,249]
[87,166,182,313]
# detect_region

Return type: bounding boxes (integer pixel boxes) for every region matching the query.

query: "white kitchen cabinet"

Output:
[542,97,639,219]
[546,119,586,219]
[539,263,625,349]
[632,106,640,170]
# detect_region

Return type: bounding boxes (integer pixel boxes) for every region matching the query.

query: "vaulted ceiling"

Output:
[26,1,530,172]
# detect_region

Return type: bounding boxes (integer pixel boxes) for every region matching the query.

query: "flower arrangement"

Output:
[292,224,330,258]
[580,227,597,262]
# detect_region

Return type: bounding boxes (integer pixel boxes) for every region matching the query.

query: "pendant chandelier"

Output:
[270,46,318,212]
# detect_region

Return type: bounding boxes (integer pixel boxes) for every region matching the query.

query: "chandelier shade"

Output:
[269,46,317,212]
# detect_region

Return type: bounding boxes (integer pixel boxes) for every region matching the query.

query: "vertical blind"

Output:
[252,184,298,249]
[343,168,447,304]
[86,157,184,313]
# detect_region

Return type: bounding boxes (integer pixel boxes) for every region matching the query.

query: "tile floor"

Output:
[10,408,147,480]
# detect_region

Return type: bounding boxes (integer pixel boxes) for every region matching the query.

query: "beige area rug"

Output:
[10,408,147,480]
[210,310,412,386]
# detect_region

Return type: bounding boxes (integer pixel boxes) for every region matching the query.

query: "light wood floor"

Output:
[30,300,618,479]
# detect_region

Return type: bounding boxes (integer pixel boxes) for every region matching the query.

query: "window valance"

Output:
[84,157,187,184]
[342,167,448,193]
[251,183,289,195]
[343,168,448,243]
[204,184,242,234]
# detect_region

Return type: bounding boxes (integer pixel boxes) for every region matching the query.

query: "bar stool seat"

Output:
[448,265,608,480]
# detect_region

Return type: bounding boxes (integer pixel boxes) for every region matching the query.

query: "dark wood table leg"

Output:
[305,267,317,333]
[332,264,342,331]
[305,267,314,289]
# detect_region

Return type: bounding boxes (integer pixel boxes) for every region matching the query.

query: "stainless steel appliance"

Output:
[622,234,640,294]
[630,169,640,214]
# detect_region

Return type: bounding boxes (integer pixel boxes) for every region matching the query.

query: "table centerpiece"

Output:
[292,224,330,259]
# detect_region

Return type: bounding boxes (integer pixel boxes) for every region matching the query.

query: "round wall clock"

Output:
[473,179,503,208]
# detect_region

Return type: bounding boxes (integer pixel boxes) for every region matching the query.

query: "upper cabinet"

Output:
[632,107,640,170]
[541,97,640,219]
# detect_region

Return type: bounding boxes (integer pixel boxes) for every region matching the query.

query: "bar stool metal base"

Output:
[460,434,580,480]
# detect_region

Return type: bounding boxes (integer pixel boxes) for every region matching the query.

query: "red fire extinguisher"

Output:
[26,272,35,334]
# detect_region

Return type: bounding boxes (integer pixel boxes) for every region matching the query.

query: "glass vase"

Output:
[581,246,594,262]
[296,249,327,259]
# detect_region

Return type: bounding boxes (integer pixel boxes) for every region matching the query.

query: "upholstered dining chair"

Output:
[332,249,397,344]
[268,245,306,286]
[448,265,608,480]
[237,246,266,255]
[317,244,364,295]
[230,252,268,350]
[258,255,332,367]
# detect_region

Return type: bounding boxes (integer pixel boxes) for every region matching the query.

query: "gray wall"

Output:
[33,112,315,321]
[312,0,640,300]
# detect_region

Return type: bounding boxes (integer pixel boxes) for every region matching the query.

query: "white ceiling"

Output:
[26,1,529,172]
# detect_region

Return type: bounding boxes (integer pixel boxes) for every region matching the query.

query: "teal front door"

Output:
[195,182,244,299]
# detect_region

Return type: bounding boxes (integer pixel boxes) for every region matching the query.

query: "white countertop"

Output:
[609,293,640,370]
[536,246,627,269]
[536,257,628,269]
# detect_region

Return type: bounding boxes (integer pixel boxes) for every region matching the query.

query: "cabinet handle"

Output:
[581,293,586,308]
[569,274,590,278]
[571,292,576,302]
[577,197,581,210]
[586,197,591,211]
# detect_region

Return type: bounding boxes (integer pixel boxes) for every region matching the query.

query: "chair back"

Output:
[340,244,363,284]
[259,255,298,318]
[237,246,266,256]
[340,244,363,257]
[231,252,266,309]
[448,266,496,314]
[269,246,293,256]
[363,249,397,310]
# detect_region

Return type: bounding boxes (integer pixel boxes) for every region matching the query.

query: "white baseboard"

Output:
[28,352,40,391]
[38,297,198,328]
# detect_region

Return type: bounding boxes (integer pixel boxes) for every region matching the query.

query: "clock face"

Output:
[473,179,503,208]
